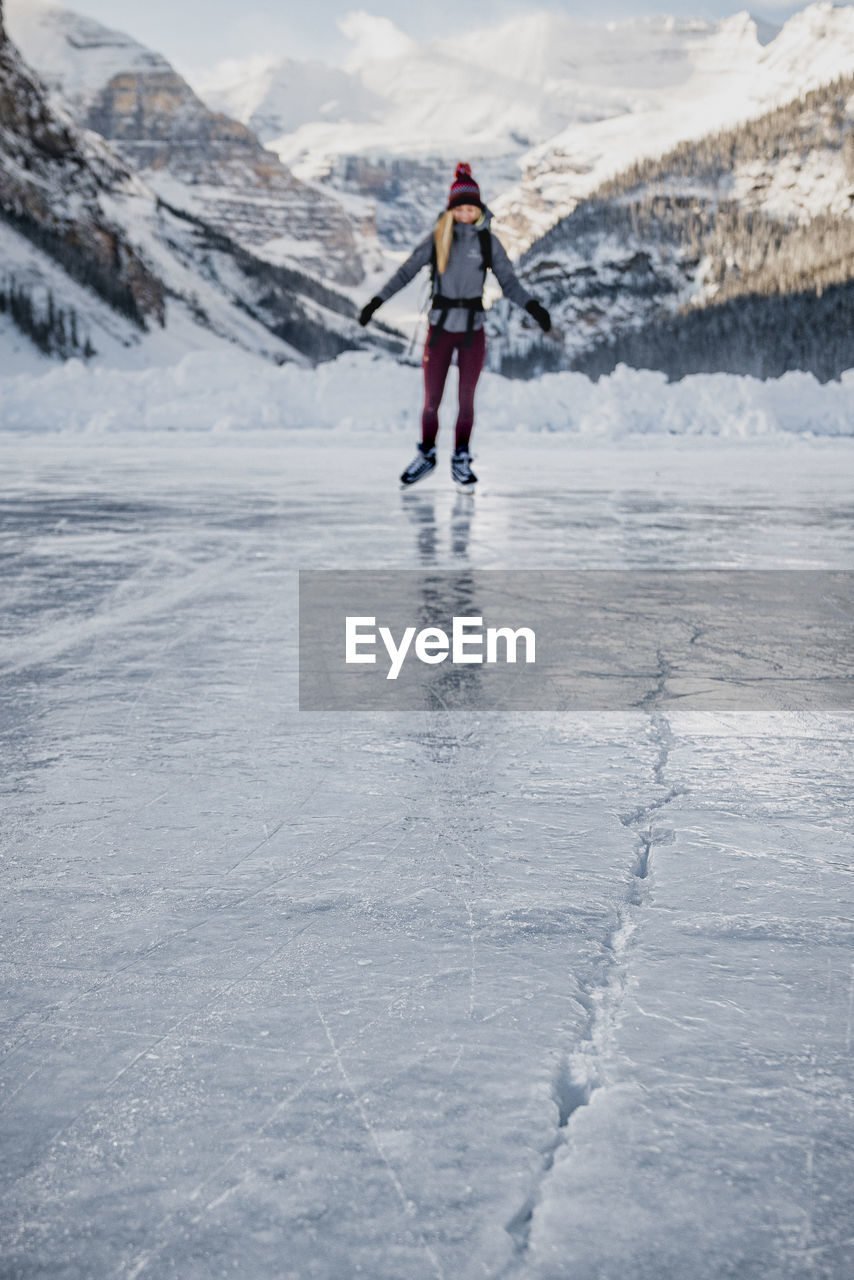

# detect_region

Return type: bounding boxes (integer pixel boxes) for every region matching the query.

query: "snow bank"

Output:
[2,350,853,437]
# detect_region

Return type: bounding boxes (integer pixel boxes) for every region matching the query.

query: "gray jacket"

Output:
[376,207,533,333]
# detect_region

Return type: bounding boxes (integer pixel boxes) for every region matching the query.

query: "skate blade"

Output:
[400,468,436,488]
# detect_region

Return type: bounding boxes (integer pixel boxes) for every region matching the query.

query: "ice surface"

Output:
[0,433,852,1278]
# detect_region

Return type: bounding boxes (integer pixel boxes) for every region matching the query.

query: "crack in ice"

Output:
[501,651,685,1270]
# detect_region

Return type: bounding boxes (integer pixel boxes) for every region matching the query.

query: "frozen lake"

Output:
[1,431,853,1279]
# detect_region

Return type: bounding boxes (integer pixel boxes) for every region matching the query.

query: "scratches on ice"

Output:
[310,990,447,1280]
[502,652,685,1270]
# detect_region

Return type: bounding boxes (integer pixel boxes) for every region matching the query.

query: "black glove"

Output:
[359,296,382,327]
[525,300,551,333]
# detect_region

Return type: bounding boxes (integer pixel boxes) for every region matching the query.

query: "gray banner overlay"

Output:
[299,571,853,711]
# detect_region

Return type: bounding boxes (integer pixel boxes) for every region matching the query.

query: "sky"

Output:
[53,0,813,76]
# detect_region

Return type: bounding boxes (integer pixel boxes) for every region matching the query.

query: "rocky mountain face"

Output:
[0,1,165,353]
[6,1,367,287]
[488,75,854,382]
[0,1,399,369]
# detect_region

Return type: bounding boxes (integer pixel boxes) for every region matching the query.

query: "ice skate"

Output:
[451,448,477,488]
[400,443,437,486]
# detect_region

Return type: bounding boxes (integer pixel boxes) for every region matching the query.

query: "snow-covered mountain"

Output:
[488,74,854,382]
[495,4,854,255]
[195,4,854,257]
[5,0,368,287]
[0,3,399,371]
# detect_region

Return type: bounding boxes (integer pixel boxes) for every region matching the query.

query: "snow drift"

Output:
[2,350,853,437]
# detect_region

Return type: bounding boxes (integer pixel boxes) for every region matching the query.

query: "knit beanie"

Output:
[447,162,483,210]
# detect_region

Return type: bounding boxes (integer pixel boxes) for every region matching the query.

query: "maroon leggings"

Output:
[421,326,486,452]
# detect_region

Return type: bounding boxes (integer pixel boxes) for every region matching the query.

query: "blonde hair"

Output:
[433,211,455,276]
[433,208,487,276]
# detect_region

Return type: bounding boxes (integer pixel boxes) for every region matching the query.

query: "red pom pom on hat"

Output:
[447,161,483,210]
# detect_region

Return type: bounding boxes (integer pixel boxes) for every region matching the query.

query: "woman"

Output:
[359,163,551,487]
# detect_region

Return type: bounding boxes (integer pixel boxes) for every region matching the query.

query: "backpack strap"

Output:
[478,227,493,273]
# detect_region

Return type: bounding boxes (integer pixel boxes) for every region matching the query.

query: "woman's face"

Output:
[452,204,480,224]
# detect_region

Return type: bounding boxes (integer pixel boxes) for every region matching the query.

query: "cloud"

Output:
[338,10,416,69]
